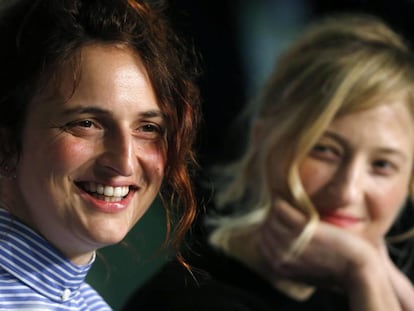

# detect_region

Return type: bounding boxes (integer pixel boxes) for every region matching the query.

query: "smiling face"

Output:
[11,44,165,264]
[298,102,414,246]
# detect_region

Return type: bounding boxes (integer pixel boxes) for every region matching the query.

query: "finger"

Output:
[258,230,293,276]
[271,199,308,234]
[259,208,297,245]
[259,222,289,257]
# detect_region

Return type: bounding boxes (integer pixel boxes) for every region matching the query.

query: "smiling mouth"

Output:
[320,213,362,228]
[76,182,133,202]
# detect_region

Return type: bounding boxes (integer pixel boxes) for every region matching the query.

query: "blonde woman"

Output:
[124,14,414,311]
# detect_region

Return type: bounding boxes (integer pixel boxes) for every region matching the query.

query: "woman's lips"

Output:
[75,181,137,213]
[319,212,362,228]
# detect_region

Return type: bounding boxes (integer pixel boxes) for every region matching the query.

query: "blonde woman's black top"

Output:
[122,239,348,311]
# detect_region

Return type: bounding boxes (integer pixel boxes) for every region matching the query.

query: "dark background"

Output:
[87,1,414,309]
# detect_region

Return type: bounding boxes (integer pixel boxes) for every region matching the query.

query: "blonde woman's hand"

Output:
[256,199,402,311]
[379,241,414,311]
[257,199,371,287]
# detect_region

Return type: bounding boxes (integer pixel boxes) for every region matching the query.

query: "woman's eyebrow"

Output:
[322,131,347,145]
[61,106,109,116]
[140,109,165,119]
[60,106,165,119]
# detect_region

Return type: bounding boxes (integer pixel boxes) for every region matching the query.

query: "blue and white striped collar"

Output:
[0,207,95,302]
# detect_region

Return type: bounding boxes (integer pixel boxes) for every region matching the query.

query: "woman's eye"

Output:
[312,144,337,155]
[313,144,330,153]
[76,120,94,128]
[141,124,159,132]
[372,159,397,175]
[61,119,101,136]
[65,119,96,129]
[310,144,341,161]
[138,123,164,136]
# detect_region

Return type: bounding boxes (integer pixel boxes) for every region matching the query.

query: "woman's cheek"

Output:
[136,140,166,168]
[48,138,96,172]
[368,184,408,238]
[299,159,334,196]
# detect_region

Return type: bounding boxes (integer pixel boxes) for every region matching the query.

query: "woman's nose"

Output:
[329,162,363,206]
[97,131,135,177]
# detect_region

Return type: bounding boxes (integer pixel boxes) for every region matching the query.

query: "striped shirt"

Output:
[0,208,112,310]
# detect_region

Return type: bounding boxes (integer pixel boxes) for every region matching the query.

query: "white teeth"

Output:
[97,184,104,195]
[113,187,122,197]
[104,187,113,196]
[85,182,129,197]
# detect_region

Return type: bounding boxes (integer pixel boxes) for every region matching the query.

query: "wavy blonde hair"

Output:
[209,13,414,257]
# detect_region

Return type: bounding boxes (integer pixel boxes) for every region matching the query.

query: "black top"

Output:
[122,196,414,311]
[122,239,349,311]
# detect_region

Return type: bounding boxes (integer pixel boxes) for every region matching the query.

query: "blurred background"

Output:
[87,1,414,309]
